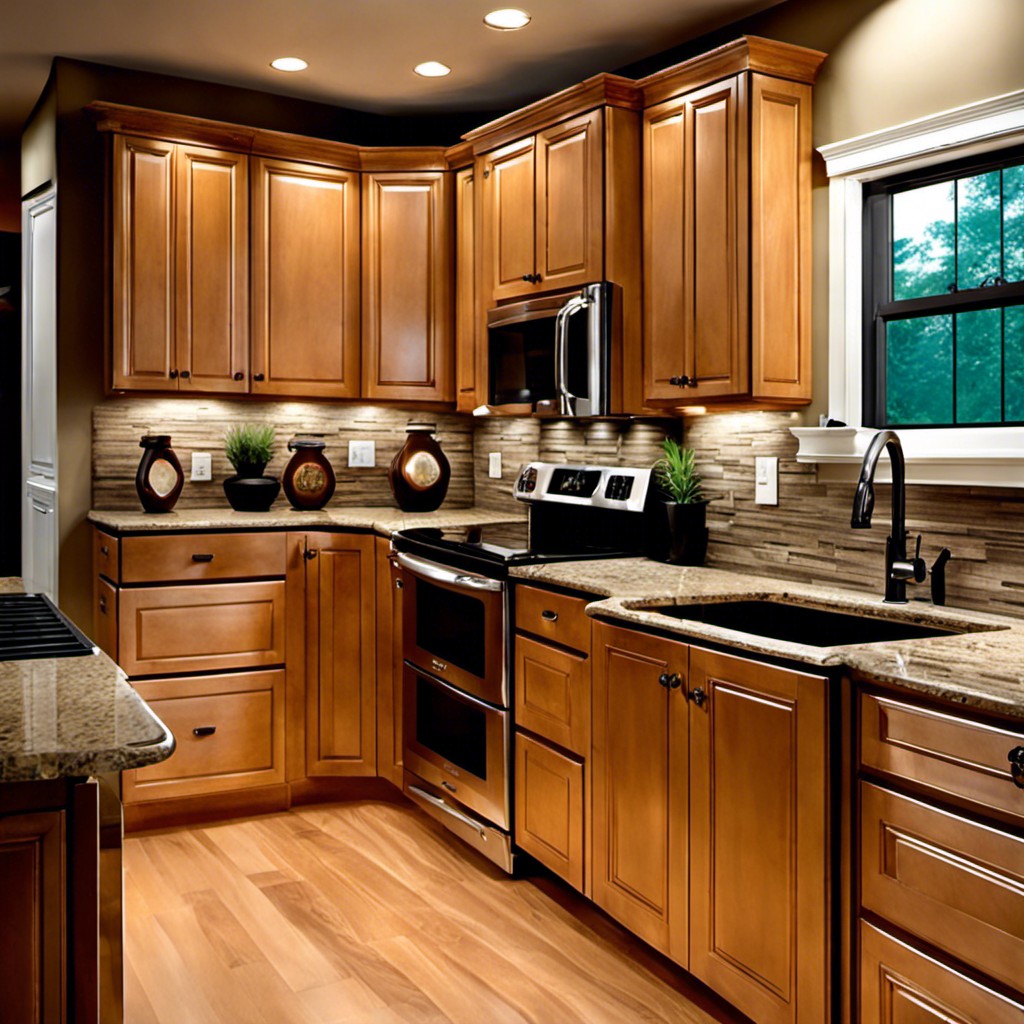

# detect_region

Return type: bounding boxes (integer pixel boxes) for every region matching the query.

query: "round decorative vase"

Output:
[135,435,184,513]
[645,500,709,566]
[387,422,451,512]
[282,436,336,510]
[223,474,280,512]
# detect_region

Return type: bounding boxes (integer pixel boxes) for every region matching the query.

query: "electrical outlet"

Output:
[754,456,778,505]
[348,440,376,468]
[190,452,212,482]
[488,452,502,479]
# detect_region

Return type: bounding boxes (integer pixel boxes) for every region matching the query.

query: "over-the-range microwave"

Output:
[486,281,621,417]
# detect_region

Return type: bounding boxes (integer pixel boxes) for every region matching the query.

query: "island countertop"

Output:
[0,578,174,782]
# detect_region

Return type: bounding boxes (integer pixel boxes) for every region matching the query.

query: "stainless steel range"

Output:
[391,461,653,870]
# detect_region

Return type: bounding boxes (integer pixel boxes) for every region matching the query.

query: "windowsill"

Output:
[789,426,1024,487]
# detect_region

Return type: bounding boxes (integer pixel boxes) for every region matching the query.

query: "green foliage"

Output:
[224,424,276,474]
[653,438,703,504]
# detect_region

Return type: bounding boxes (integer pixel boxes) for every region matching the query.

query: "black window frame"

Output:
[862,143,1024,428]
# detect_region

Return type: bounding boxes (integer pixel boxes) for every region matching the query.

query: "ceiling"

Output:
[1,0,784,143]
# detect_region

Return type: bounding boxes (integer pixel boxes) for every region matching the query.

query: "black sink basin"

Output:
[646,600,965,647]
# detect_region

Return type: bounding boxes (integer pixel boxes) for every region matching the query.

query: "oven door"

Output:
[402,661,510,830]
[396,551,507,707]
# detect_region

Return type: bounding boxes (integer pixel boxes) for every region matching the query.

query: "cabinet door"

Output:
[305,533,376,776]
[688,647,828,1024]
[112,134,177,391]
[175,145,249,393]
[534,110,604,293]
[484,137,536,302]
[454,164,482,412]
[251,158,361,398]
[643,78,745,404]
[362,171,453,401]
[591,621,688,961]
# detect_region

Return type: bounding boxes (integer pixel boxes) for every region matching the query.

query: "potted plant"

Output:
[223,424,280,512]
[647,437,710,565]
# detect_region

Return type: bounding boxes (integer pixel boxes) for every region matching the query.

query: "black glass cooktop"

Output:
[0,593,97,661]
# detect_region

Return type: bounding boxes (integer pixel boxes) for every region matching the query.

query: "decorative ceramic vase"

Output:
[387,422,451,512]
[223,453,279,512]
[282,436,336,510]
[646,499,709,566]
[135,435,184,513]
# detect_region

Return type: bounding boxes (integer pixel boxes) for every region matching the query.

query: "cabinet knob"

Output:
[658,672,682,689]
[98,596,107,614]
[169,368,178,380]
[688,686,707,707]
[304,548,318,560]
[233,372,244,381]
[180,369,191,379]
[541,609,559,622]
[100,545,109,557]
[669,375,699,388]
[1009,746,1024,789]
[192,726,217,738]
[253,372,265,382]
[395,578,404,590]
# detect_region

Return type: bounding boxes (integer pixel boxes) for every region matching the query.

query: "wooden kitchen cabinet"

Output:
[111,134,249,393]
[251,157,361,399]
[375,537,404,789]
[361,170,453,401]
[454,162,482,412]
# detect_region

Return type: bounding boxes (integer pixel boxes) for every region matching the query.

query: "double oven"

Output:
[392,462,653,871]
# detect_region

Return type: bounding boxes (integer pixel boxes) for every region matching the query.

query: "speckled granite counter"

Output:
[0,579,174,781]
[511,559,1024,719]
[88,505,525,536]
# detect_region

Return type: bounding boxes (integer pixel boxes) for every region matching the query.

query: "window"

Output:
[863,149,1024,427]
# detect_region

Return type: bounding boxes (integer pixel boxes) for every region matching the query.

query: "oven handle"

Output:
[408,785,489,840]
[394,551,505,593]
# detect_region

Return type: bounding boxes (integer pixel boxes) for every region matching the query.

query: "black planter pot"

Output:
[223,475,280,512]
[646,499,709,566]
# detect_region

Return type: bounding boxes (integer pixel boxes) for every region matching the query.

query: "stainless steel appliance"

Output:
[486,282,621,416]
[392,461,653,871]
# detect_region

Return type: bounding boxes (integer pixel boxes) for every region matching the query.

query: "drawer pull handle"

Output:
[98,596,107,614]
[541,610,559,622]
[192,726,217,738]
[1009,746,1024,789]
[192,553,215,562]
[100,545,109,557]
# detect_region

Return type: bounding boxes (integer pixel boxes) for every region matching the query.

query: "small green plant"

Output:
[653,437,704,504]
[224,424,276,475]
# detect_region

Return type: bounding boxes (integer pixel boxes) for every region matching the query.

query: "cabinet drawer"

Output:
[860,921,1024,1024]
[515,731,584,892]
[120,531,287,583]
[93,528,120,581]
[118,581,285,676]
[93,576,118,660]
[515,634,589,756]
[124,670,285,801]
[861,691,1024,826]
[860,781,1024,993]
[516,585,590,653]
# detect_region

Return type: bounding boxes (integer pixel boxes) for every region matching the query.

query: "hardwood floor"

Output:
[124,800,749,1023]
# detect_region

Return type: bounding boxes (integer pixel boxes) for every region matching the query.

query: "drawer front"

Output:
[515,731,584,892]
[860,921,1024,1024]
[120,532,287,583]
[93,528,120,582]
[93,576,118,660]
[516,585,590,653]
[124,670,285,801]
[118,581,285,676]
[860,781,1024,993]
[515,634,589,756]
[861,691,1024,826]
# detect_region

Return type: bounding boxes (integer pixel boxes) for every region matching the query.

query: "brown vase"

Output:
[135,435,184,513]
[388,423,451,512]
[282,436,336,510]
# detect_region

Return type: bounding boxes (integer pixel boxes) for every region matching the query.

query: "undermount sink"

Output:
[644,599,985,648]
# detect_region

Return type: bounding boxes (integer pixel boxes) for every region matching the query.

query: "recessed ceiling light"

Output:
[484,8,531,30]
[414,61,451,78]
[270,57,308,72]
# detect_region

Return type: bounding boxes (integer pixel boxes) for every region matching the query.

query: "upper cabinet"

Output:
[640,38,826,409]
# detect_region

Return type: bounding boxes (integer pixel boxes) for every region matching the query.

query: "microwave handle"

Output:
[394,551,505,593]
[554,293,589,416]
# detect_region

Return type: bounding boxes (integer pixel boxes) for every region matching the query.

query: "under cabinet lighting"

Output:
[270,56,308,72]
[484,8,532,30]
[414,61,451,78]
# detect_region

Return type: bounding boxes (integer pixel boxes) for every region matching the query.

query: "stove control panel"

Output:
[514,462,651,512]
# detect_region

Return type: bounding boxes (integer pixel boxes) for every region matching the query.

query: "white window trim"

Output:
[790,88,1024,487]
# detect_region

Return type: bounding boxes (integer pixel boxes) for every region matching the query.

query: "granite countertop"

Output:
[88,505,526,536]
[0,579,175,782]
[511,560,1024,720]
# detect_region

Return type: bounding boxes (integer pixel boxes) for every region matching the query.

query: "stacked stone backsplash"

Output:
[93,399,474,510]
[687,411,1024,620]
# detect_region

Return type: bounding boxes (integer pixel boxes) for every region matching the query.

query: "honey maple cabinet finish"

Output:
[93,575,117,660]
[515,634,589,757]
[454,164,481,411]
[859,922,1024,1024]
[515,732,585,891]
[111,135,249,393]
[92,528,119,582]
[119,531,287,583]
[251,157,361,398]
[375,538,404,789]
[362,171,453,401]
[515,585,592,653]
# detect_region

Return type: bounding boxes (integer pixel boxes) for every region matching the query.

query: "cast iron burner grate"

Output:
[0,594,97,661]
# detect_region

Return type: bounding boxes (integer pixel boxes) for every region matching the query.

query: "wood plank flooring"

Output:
[124,800,748,1023]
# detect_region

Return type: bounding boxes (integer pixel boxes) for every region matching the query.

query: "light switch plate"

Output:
[190,452,212,482]
[488,452,502,479]
[755,456,778,505]
[348,440,376,468]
